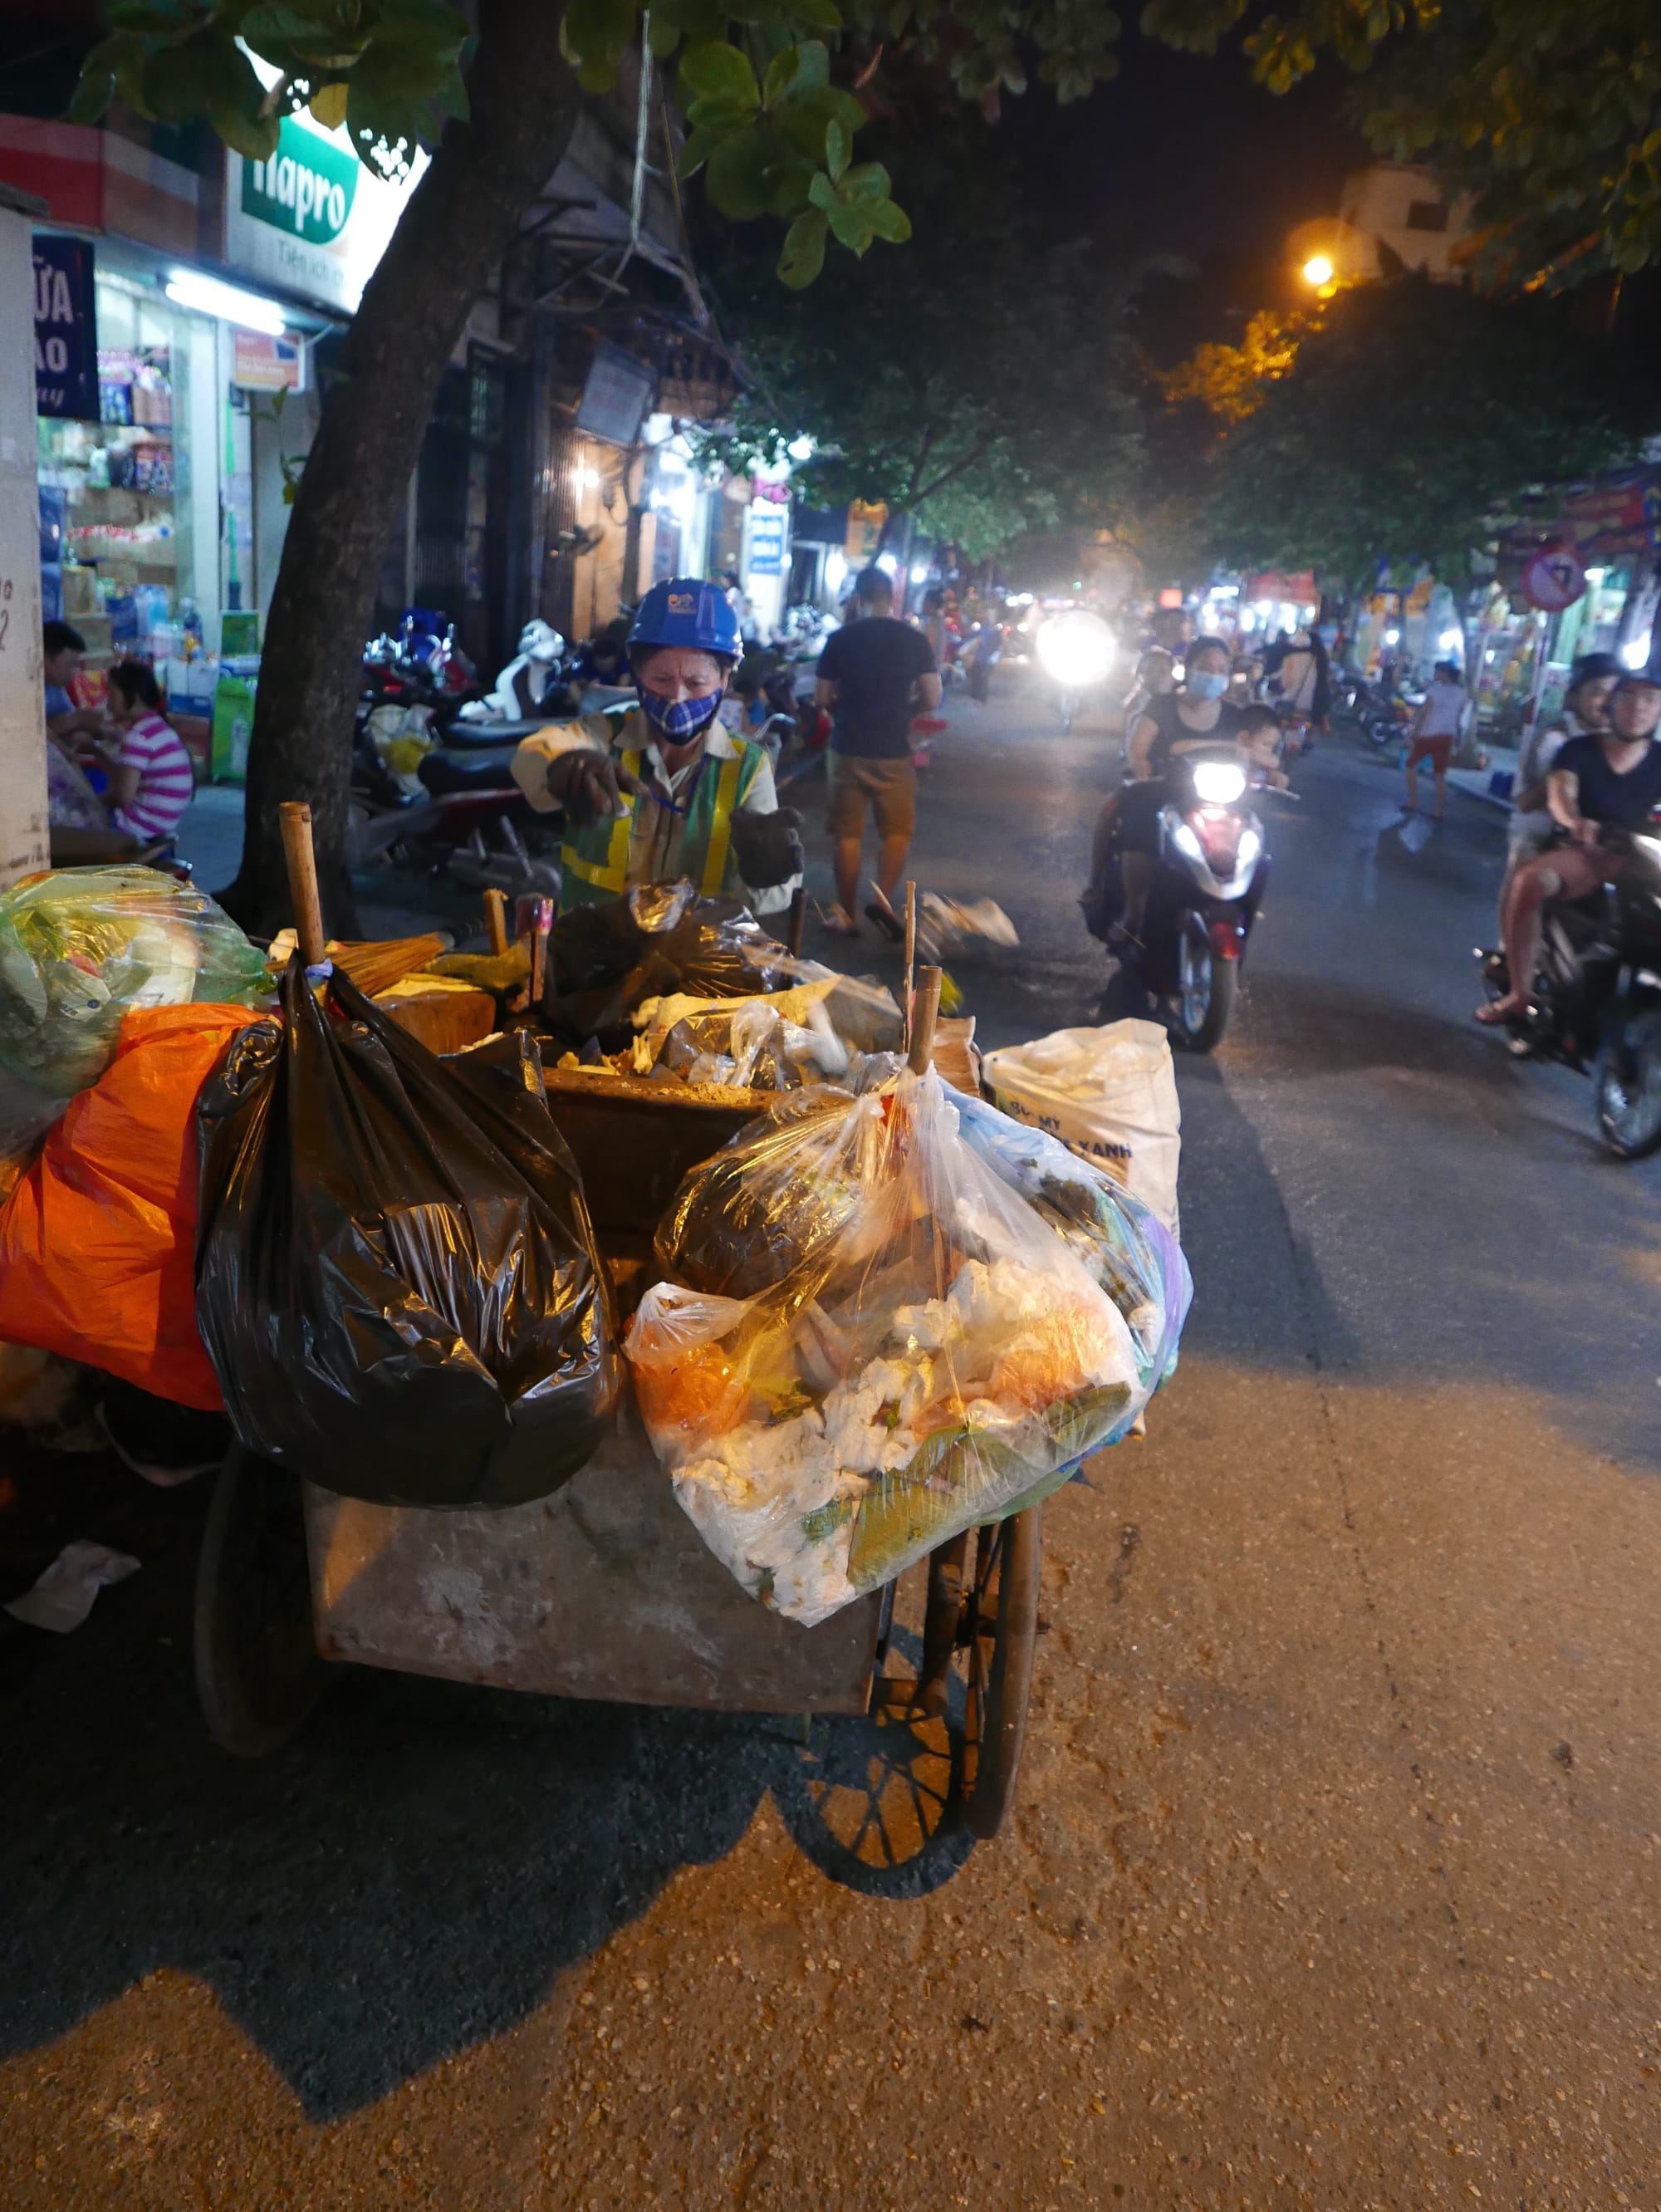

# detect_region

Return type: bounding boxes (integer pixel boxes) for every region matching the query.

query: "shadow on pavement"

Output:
[0,1463,973,2120]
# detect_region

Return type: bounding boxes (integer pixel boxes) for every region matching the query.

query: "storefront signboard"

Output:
[1519,539,1587,614]
[747,506,786,576]
[845,501,885,563]
[233,329,305,391]
[224,111,425,314]
[32,233,98,420]
[1245,570,1316,606]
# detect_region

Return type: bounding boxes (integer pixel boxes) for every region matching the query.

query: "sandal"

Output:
[864,897,906,944]
[819,903,860,936]
[1473,1000,1519,1026]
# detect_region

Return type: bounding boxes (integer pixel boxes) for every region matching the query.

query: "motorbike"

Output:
[1085,751,1276,1052]
[349,724,562,904]
[1477,824,1661,1158]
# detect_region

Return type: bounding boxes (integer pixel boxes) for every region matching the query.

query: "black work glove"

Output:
[544,748,642,827]
[729,806,804,891]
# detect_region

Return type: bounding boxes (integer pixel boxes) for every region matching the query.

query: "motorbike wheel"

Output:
[1174,919,1237,1052]
[1594,1002,1661,1158]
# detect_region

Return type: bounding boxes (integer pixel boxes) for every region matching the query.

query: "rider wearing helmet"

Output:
[488,618,567,719]
[510,577,803,915]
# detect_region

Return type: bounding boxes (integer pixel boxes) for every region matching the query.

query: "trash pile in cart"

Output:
[0,832,1189,1634]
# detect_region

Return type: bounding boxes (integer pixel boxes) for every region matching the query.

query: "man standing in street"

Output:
[814,564,942,936]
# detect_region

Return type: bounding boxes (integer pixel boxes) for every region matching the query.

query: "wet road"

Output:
[3,674,1660,2208]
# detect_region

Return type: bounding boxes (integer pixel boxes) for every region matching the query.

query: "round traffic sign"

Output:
[1520,540,1587,613]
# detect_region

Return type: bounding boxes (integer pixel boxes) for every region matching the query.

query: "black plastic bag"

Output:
[195,958,620,1508]
[543,879,792,1049]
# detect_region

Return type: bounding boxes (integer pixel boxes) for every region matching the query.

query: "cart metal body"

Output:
[195,1033,1041,1839]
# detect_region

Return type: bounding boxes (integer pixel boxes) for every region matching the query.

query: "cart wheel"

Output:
[194,1446,330,1758]
[908,1503,1041,1840]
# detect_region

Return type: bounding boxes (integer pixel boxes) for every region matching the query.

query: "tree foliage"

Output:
[71,0,1124,282]
[1196,276,1643,590]
[1156,308,1310,426]
[703,138,1141,558]
[1143,0,1661,286]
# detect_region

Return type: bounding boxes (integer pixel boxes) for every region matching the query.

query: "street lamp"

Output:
[1301,253,1335,289]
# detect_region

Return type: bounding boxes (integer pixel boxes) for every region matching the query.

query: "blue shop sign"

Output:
[33,234,99,421]
[749,506,786,576]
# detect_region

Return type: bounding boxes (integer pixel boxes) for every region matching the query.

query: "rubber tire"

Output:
[1175,925,1238,1053]
[194,1448,330,1758]
[963,1506,1042,1842]
[1595,1004,1661,1160]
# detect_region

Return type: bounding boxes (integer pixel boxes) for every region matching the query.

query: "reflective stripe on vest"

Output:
[699,753,742,898]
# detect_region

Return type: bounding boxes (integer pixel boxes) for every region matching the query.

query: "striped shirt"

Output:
[111,710,194,839]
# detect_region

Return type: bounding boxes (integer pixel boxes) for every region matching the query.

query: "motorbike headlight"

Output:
[1036,615,1115,689]
[1170,820,1205,863]
[1191,760,1247,805]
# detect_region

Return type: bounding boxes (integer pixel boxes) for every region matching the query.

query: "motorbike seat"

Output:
[418,753,519,796]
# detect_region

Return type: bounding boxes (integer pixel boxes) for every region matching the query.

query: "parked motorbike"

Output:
[1477,824,1661,1158]
[349,728,561,904]
[1036,609,1115,733]
[1085,751,1276,1052]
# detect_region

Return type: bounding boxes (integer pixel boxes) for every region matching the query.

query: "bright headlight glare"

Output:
[1191,761,1247,804]
[1036,615,1114,689]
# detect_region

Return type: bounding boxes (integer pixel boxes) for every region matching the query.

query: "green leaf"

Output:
[807,167,840,213]
[771,37,830,97]
[676,122,719,177]
[679,39,761,111]
[766,151,816,216]
[785,0,842,28]
[865,195,911,243]
[560,0,639,92]
[706,124,778,218]
[823,193,875,253]
[648,12,682,58]
[762,45,800,105]
[825,115,849,179]
[840,159,889,199]
[777,204,829,286]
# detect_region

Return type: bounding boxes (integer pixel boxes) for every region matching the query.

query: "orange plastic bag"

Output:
[0,1003,265,1410]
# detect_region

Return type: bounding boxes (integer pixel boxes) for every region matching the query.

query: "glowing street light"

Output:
[1301,253,1335,289]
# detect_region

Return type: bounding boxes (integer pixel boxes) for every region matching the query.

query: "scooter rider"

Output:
[510,577,802,916]
[1110,635,1247,941]
[1478,669,1661,1025]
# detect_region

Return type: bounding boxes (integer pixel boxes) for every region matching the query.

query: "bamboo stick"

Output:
[278,802,326,967]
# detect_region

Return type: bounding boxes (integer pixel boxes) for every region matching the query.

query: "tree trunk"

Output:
[220,0,583,935]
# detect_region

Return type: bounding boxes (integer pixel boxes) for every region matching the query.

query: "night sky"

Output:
[1001,27,1366,342]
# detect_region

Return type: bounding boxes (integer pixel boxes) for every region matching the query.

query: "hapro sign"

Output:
[225,106,424,313]
[243,120,357,246]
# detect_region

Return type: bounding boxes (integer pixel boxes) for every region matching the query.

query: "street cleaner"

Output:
[509,577,802,916]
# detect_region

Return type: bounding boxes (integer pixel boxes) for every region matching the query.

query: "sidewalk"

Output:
[1445,741,1519,812]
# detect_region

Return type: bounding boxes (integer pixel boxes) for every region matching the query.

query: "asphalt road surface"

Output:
[3,672,1659,2209]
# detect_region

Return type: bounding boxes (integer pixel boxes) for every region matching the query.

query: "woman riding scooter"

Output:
[1092,635,1248,943]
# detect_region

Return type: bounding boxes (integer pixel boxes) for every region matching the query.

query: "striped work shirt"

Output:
[111,711,194,839]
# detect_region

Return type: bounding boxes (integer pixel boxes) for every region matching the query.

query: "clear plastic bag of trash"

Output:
[0,866,267,1102]
[627,1068,1175,1626]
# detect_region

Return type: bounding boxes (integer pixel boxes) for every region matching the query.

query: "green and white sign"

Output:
[224,104,424,314]
[241,119,358,247]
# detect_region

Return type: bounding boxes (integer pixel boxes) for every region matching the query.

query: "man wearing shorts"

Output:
[1404,658,1466,817]
[814,565,941,935]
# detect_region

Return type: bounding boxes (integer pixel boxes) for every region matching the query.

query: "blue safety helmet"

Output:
[628,576,742,665]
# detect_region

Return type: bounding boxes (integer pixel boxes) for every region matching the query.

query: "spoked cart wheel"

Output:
[194,1446,331,1757]
[871,1503,1042,1841]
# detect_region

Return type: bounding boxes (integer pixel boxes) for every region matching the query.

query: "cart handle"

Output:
[909,964,943,1074]
[278,802,327,968]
